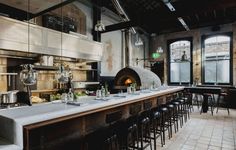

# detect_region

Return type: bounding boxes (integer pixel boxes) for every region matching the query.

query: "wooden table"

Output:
[185,86,222,113]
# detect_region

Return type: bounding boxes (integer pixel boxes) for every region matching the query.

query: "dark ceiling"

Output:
[1,0,236,35]
[101,0,236,34]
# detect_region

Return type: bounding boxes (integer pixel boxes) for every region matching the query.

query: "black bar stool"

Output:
[104,110,123,150]
[121,103,142,150]
[84,110,123,150]
[150,111,163,150]
[158,105,170,145]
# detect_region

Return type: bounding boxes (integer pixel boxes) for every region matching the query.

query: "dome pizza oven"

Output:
[114,66,162,90]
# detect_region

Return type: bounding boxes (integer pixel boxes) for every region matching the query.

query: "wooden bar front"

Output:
[23,88,183,150]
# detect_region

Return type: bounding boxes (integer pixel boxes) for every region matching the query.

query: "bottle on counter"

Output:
[104,82,109,97]
[101,86,105,98]
[68,88,74,101]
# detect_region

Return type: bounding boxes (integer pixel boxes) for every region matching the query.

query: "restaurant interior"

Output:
[0,0,236,150]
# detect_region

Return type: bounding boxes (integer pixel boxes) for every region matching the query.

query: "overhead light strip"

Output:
[165,2,175,11]
[178,17,190,31]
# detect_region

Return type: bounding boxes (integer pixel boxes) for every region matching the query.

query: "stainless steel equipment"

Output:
[20,64,37,85]
[19,64,38,106]
[0,16,103,61]
[0,91,18,104]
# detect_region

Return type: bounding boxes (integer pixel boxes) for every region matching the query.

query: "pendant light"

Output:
[94,0,105,32]
[134,34,143,46]
[55,0,70,84]
[19,0,37,106]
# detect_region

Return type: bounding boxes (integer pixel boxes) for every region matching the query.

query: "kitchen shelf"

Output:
[31,89,58,93]
[71,68,97,71]
[33,65,59,71]
[0,73,18,75]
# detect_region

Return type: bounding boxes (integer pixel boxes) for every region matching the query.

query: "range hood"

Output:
[0,16,103,61]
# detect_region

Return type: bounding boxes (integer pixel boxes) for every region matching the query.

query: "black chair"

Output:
[200,93,215,115]
[216,91,230,115]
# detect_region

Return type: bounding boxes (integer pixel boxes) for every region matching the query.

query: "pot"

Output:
[0,91,18,104]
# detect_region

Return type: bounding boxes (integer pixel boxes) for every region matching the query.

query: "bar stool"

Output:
[121,103,141,149]
[171,101,181,131]
[84,110,123,150]
[103,110,123,150]
[166,103,178,135]
[122,102,153,150]
[137,101,153,150]
[175,98,187,125]
[158,105,170,145]
[149,111,163,150]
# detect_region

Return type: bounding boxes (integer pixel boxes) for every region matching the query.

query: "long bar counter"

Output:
[0,86,184,150]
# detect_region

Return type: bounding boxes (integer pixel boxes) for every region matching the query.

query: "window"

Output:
[202,33,232,84]
[168,38,193,84]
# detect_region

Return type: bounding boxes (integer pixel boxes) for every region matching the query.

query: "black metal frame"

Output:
[201,32,233,85]
[167,37,193,85]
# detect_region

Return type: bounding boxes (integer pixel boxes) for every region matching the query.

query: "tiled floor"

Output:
[153,107,236,150]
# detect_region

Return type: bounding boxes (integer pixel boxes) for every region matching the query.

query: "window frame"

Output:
[201,32,233,85]
[167,37,193,85]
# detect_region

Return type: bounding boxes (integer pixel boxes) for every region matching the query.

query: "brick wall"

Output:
[0,58,7,91]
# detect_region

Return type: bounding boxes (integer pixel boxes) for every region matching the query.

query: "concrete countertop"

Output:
[0,137,20,150]
[0,86,184,149]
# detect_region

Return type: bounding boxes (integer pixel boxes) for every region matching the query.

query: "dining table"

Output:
[184,86,222,113]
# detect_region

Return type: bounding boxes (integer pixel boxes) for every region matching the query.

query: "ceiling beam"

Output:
[0,3,34,20]
[140,0,236,23]
[100,21,137,33]
[30,0,77,19]
[174,0,236,17]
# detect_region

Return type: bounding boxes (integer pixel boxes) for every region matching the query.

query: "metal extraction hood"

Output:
[0,16,103,61]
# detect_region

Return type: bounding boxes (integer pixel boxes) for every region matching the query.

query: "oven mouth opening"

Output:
[124,78,133,86]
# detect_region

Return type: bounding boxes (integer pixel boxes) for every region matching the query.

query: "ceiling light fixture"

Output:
[165,2,175,11]
[135,34,143,46]
[178,17,190,31]
[94,20,105,31]
[162,0,175,12]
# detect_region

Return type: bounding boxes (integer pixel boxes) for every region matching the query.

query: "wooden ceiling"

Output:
[101,0,236,34]
[1,0,236,34]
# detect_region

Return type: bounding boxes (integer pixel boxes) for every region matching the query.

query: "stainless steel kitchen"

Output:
[0,0,236,150]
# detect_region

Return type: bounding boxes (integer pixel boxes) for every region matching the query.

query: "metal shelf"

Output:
[33,65,59,71]
[0,73,17,75]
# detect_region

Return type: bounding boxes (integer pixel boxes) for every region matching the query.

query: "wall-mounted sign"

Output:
[152,52,161,59]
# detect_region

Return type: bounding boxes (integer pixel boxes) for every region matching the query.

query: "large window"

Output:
[168,38,192,84]
[202,33,232,84]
